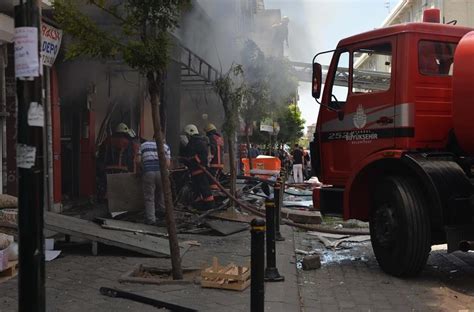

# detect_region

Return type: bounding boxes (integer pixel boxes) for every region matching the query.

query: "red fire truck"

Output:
[310,9,474,277]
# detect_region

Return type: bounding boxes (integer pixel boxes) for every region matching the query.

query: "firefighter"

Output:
[180,124,215,210]
[204,123,224,190]
[97,123,138,201]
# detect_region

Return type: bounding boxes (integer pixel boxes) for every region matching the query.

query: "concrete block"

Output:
[302,255,321,270]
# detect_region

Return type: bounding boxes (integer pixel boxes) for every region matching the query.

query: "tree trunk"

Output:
[245,123,252,171]
[147,71,183,280]
[228,131,237,198]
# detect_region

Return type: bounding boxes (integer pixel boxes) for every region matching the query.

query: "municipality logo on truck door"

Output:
[353,105,367,129]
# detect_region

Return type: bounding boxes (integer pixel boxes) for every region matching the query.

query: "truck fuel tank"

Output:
[453,31,474,156]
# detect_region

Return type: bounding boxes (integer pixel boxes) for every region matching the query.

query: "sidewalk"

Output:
[0,223,302,311]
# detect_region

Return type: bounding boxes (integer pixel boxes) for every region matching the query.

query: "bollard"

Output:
[279,169,286,220]
[274,179,285,241]
[251,218,266,312]
[264,199,285,282]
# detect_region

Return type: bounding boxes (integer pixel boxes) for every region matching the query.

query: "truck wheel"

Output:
[370,176,431,277]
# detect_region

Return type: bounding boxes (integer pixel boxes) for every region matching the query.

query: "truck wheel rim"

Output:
[374,203,398,248]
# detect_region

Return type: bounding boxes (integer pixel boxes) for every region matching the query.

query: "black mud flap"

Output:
[320,187,344,217]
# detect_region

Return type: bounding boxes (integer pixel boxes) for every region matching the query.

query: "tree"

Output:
[53,0,190,279]
[276,103,305,146]
[240,41,270,167]
[214,65,245,198]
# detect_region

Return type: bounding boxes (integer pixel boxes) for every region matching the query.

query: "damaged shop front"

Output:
[0,3,62,213]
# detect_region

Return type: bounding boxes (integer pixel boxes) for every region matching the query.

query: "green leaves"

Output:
[276,104,305,146]
[53,0,190,72]
[214,64,245,136]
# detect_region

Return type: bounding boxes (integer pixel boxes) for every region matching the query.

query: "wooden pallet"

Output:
[0,261,18,283]
[201,257,250,291]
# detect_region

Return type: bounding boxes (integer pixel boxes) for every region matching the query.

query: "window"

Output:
[329,51,350,109]
[418,40,457,76]
[352,43,392,93]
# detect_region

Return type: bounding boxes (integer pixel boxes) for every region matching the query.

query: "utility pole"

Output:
[14,0,45,311]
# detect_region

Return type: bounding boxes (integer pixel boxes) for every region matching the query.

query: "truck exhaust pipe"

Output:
[459,240,474,252]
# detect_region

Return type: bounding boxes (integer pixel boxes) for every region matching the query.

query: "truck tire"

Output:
[370,176,431,277]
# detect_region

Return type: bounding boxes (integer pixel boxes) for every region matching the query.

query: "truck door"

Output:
[320,38,396,185]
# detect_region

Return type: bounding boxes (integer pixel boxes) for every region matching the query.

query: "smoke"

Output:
[264,0,396,133]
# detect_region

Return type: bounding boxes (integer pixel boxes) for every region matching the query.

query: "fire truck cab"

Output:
[311,10,474,276]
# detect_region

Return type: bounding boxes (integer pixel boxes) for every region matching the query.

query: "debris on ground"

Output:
[119,264,200,285]
[201,257,250,291]
[311,234,371,249]
[302,255,321,270]
[95,218,168,237]
[44,211,184,257]
[204,220,249,236]
[100,287,197,312]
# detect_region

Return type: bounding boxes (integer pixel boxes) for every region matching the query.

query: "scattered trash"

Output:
[204,220,249,236]
[295,249,319,256]
[201,257,250,291]
[119,265,200,285]
[282,200,314,208]
[45,238,61,262]
[110,211,127,218]
[296,261,303,270]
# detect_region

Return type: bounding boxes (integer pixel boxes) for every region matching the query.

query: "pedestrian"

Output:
[291,143,304,183]
[204,123,224,190]
[136,135,170,225]
[96,123,138,202]
[180,124,215,210]
[249,144,260,159]
[303,149,311,180]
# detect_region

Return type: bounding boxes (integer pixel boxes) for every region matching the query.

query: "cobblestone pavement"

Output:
[0,225,300,312]
[1,225,473,311]
[294,230,474,312]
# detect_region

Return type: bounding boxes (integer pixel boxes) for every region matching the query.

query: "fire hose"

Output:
[197,164,369,236]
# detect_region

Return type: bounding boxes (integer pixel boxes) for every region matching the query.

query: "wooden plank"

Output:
[201,278,250,291]
[97,218,168,237]
[107,173,144,213]
[44,212,178,257]
[204,220,249,236]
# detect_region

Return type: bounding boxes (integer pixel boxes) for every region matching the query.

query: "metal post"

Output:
[250,218,265,312]
[279,168,286,212]
[264,199,284,282]
[274,178,284,241]
[14,1,45,311]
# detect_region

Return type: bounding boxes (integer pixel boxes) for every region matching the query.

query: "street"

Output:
[1,226,473,311]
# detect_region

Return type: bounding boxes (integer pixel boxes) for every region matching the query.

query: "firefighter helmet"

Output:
[204,123,217,133]
[184,124,199,136]
[116,123,130,134]
[115,123,135,137]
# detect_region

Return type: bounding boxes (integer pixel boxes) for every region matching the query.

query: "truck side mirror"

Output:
[312,63,322,99]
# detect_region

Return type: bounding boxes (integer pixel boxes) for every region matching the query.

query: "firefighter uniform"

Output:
[205,124,224,190]
[181,124,215,210]
[97,123,138,201]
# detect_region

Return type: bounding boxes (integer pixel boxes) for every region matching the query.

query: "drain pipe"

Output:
[459,241,474,252]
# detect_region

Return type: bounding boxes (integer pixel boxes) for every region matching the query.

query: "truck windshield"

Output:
[418,40,457,76]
